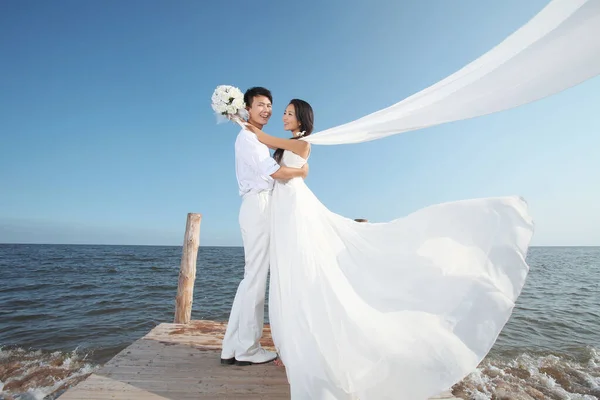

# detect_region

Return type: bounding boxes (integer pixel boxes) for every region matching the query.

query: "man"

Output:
[221,87,308,366]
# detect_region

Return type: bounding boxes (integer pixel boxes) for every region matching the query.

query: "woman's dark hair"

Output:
[273,99,314,164]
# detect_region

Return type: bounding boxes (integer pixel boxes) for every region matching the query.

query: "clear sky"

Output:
[1,0,599,246]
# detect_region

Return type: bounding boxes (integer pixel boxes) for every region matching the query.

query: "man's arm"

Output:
[271,164,308,180]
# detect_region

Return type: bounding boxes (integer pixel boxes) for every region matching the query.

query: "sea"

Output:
[0,244,599,400]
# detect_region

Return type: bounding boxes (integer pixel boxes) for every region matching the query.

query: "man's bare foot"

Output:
[273,358,285,367]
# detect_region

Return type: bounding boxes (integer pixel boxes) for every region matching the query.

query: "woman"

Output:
[244,99,533,399]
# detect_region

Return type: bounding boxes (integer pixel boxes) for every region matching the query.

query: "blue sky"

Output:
[1,0,599,246]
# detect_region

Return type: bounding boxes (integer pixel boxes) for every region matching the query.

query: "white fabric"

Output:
[268,150,533,399]
[222,191,272,359]
[235,129,280,196]
[304,0,600,145]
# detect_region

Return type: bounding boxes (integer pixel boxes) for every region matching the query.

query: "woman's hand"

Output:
[245,123,269,142]
[244,123,260,134]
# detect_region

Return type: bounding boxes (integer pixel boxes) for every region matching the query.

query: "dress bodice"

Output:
[280,150,309,168]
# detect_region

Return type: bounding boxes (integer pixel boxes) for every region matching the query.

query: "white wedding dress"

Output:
[268,150,533,399]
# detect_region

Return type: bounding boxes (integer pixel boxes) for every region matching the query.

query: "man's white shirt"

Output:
[235,128,281,197]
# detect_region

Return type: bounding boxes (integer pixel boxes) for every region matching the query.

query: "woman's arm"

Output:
[245,124,309,157]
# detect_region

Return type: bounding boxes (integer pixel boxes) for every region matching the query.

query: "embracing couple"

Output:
[220,86,534,399]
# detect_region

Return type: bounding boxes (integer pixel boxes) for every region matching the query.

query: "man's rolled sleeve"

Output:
[258,155,280,177]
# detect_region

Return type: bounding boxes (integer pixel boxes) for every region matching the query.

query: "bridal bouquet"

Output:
[211,85,248,128]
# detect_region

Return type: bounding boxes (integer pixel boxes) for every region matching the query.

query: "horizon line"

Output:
[1,242,599,248]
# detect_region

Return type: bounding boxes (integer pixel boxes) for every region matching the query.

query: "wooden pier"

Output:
[60,320,460,399]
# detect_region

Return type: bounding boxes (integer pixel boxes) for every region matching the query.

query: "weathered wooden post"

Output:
[174,213,202,324]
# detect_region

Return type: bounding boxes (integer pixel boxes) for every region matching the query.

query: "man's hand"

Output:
[270,164,309,181]
[301,163,309,179]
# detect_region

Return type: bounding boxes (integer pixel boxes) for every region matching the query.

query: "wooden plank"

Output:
[59,374,171,399]
[60,320,461,399]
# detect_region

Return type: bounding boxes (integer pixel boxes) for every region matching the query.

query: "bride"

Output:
[243,99,534,400]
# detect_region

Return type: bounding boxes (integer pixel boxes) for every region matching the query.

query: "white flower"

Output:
[217,89,228,101]
[232,97,244,109]
[215,87,229,101]
[229,87,243,98]
[212,103,228,114]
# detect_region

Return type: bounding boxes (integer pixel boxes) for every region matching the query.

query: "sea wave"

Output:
[452,347,600,399]
[0,347,96,400]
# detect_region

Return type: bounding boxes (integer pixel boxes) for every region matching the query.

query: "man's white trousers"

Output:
[221,191,271,359]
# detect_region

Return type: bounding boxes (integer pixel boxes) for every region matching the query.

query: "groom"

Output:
[221,87,308,366]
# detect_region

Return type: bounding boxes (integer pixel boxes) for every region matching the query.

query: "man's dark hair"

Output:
[244,87,273,107]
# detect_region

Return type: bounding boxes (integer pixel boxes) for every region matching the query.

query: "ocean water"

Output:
[0,244,599,399]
